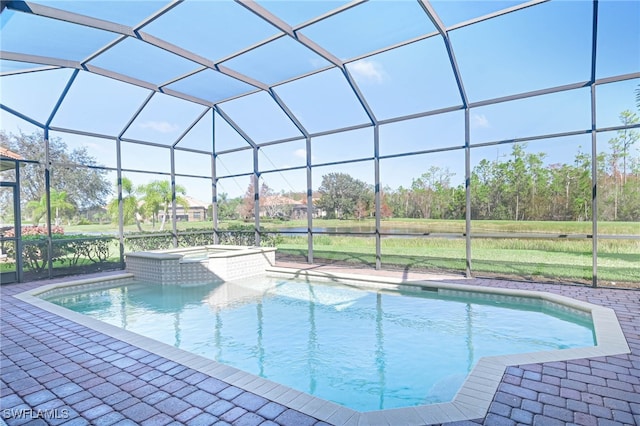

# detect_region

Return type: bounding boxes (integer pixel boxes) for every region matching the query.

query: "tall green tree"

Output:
[604,111,640,220]
[25,188,75,226]
[317,173,373,219]
[0,130,111,211]
[410,166,455,219]
[107,177,143,231]
[215,192,242,220]
[138,180,188,231]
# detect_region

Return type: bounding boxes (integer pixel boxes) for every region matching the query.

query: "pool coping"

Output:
[14,269,631,426]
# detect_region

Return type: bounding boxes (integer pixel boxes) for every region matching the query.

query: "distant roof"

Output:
[0,147,23,171]
[262,195,303,207]
[0,147,23,160]
[184,195,209,208]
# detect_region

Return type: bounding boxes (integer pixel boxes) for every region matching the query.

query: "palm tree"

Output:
[26,189,75,226]
[107,177,143,231]
[139,180,188,231]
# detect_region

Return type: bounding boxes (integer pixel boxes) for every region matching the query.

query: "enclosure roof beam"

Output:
[214,105,258,149]
[235,0,343,67]
[7,1,135,35]
[0,51,79,69]
[468,81,590,109]
[236,0,376,125]
[45,69,78,127]
[447,0,549,31]
[4,1,271,96]
[118,91,155,140]
[0,65,61,77]
[268,89,309,139]
[173,107,212,149]
[0,103,45,129]
[418,0,468,108]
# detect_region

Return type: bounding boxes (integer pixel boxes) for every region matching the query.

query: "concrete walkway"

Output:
[1,266,638,425]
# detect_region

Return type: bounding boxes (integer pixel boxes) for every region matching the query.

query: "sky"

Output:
[1,0,639,202]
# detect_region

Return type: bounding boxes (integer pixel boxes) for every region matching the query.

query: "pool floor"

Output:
[1,265,638,425]
[40,277,596,413]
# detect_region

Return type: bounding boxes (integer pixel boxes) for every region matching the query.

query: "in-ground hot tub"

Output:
[125,245,276,284]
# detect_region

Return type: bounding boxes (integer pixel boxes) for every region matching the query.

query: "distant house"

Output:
[158,196,209,222]
[0,147,23,172]
[260,195,325,219]
[260,195,300,219]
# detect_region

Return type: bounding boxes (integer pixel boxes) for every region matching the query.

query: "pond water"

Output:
[276,226,454,236]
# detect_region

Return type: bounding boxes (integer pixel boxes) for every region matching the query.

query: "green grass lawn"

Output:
[276,234,639,286]
[60,218,639,236]
[31,218,640,286]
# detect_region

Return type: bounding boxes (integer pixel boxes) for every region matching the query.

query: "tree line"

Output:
[0,131,112,226]
[3,108,638,227]
[314,111,640,222]
[0,131,189,230]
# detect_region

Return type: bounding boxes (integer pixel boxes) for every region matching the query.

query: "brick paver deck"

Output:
[1,267,638,425]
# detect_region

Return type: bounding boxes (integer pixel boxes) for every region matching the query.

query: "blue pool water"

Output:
[44,278,595,412]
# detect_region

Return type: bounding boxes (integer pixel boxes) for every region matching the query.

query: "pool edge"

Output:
[14,270,631,426]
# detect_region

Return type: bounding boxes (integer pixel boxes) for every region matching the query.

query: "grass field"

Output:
[274,234,639,286]
[21,218,640,286]
[61,218,640,235]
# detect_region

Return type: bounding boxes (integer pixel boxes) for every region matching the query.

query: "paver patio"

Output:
[1,266,638,425]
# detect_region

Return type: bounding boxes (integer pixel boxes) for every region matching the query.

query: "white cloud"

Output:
[139,121,179,133]
[471,114,490,129]
[349,60,386,84]
[294,148,314,162]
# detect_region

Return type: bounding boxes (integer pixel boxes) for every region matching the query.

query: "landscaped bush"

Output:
[4,226,65,272]
[177,231,215,247]
[3,227,115,273]
[57,237,112,265]
[124,232,174,252]
[123,225,283,252]
[217,224,283,246]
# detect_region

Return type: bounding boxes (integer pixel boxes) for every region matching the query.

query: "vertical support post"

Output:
[116,91,153,267]
[465,108,472,278]
[116,138,125,268]
[590,0,599,288]
[170,147,178,248]
[591,85,598,287]
[15,162,23,283]
[306,137,313,264]
[212,114,218,244]
[42,70,77,278]
[44,127,53,279]
[212,156,219,245]
[374,125,381,270]
[253,147,260,247]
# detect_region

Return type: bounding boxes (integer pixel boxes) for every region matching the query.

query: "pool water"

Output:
[44,278,595,412]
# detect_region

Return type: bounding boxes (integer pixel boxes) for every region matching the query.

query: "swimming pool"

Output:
[42,275,596,412]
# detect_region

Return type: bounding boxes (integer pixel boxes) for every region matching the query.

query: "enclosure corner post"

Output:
[374,125,381,270]
[465,109,472,279]
[170,147,178,249]
[116,137,125,269]
[306,136,313,264]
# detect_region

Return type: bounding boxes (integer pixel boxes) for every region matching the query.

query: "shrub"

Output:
[124,232,174,252]
[217,224,283,246]
[4,229,113,273]
[123,225,282,252]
